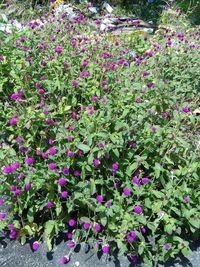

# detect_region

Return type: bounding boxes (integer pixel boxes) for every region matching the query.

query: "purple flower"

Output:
[9,119,17,125]
[182,106,190,113]
[15,189,21,197]
[60,256,69,264]
[134,205,142,214]
[68,219,76,227]
[93,159,100,168]
[58,178,66,187]
[164,243,171,250]
[141,226,147,234]
[143,71,149,78]
[142,177,150,184]
[68,240,75,248]
[183,196,190,203]
[48,147,56,155]
[151,127,157,132]
[102,245,109,253]
[94,223,101,232]
[72,80,79,87]
[25,157,34,165]
[25,183,32,191]
[32,241,40,251]
[48,163,56,170]
[0,199,4,206]
[106,201,112,207]
[55,46,62,54]
[123,188,131,196]
[83,223,90,230]
[4,165,13,174]
[96,195,103,203]
[0,213,7,219]
[62,167,69,175]
[67,151,74,157]
[73,170,81,177]
[111,162,119,172]
[102,80,107,86]
[47,201,54,209]
[61,191,68,198]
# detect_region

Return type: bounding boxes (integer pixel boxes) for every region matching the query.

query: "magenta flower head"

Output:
[9,119,17,125]
[32,241,40,251]
[68,240,75,248]
[4,165,13,174]
[83,223,90,230]
[25,157,34,165]
[182,106,190,113]
[111,162,119,172]
[134,205,142,214]
[102,245,110,253]
[123,188,131,196]
[47,201,54,209]
[15,189,21,197]
[0,213,7,219]
[142,177,150,184]
[72,80,79,87]
[96,195,103,203]
[61,191,68,198]
[94,223,101,232]
[48,163,56,170]
[151,127,157,132]
[48,147,56,155]
[25,183,32,191]
[67,151,74,157]
[68,219,76,227]
[93,159,100,168]
[58,177,66,187]
[62,167,69,175]
[73,170,81,177]
[60,255,69,265]
[102,80,106,86]
[164,243,171,250]
[55,45,62,54]
[183,196,190,203]
[98,143,104,149]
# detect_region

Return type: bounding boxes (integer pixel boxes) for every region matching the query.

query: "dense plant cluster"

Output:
[0,6,199,266]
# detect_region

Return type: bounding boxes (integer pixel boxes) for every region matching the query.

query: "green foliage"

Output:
[0,6,199,265]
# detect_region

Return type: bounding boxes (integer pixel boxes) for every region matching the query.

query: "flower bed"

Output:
[0,7,199,266]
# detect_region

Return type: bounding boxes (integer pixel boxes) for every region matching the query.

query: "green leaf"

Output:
[44,220,55,237]
[76,143,90,153]
[100,217,107,226]
[80,217,90,223]
[90,179,96,195]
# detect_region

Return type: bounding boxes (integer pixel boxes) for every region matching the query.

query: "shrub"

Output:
[0,6,199,266]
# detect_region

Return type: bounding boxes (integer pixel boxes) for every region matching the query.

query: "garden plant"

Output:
[0,3,200,266]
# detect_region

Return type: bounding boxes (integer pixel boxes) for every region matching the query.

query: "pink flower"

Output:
[25,158,34,165]
[93,159,100,168]
[61,191,68,198]
[83,223,90,230]
[72,80,79,87]
[55,46,62,54]
[48,163,56,170]
[60,256,69,264]
[102,245,109,253]
[134,205,142,214]
[47,201,54,208]
[123,188,131,196]
[68,219,76,227]
[58,178,66,187]
[9,119,17,125]
[94,223,101,232]
[48,147,56,155]
[32,241,40,251]
[96,195,103,203]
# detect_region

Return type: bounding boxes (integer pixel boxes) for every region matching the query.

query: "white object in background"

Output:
[88,7,98,13]
[103,2,113,13]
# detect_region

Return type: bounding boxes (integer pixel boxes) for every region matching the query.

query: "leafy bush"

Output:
[0,6,199,266]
